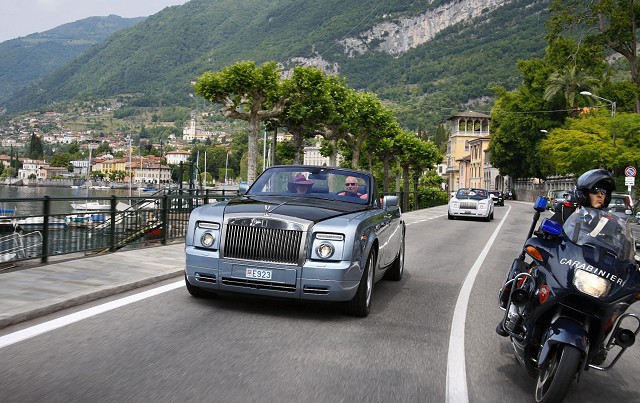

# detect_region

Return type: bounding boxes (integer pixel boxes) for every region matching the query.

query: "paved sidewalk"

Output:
[0,242,185,330]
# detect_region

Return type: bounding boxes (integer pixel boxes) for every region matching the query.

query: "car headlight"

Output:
[573,269,610,298]
[201,232,215,247]
[478,202,487,210]
[316,243,335,258]
[196,221,221,249]
[450,202,459,208]
[311,232,345,260]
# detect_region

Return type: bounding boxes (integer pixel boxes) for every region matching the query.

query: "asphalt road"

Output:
[0,202,639,402]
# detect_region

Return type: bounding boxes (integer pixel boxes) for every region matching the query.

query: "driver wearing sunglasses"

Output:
[337,176,368,200]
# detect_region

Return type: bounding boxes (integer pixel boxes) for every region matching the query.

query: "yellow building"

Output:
[445,110,491,192]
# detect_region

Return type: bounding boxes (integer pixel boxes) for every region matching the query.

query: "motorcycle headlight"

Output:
[573,269,610,298]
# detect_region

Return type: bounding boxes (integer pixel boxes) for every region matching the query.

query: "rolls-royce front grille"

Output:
[224,224,302,264]
[459,201,477,210]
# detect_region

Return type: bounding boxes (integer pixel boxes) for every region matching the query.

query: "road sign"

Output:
[624,166,636,177]
[625,176,635,186]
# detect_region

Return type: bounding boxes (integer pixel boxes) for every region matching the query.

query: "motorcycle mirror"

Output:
[534,196,547,212]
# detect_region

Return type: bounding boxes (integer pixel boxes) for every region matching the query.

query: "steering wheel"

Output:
[338,191,360,198]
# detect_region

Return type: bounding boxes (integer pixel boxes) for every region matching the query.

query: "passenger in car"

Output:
[291,173,313,194]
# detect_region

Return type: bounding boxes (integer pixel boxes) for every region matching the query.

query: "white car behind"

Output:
[448,188,494,221]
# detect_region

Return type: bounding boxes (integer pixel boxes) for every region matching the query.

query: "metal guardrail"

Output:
[0,188,448,266]
[0,188,239,265]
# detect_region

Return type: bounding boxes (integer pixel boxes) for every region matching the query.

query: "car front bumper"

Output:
[185,246,362,301]
[448,206,491,218]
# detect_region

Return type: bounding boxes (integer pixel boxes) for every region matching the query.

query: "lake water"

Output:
[0,185,139,216]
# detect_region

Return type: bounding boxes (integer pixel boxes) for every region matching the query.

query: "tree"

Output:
[543,65,600,117]
[194,61,287,183]
[278,66,335,164]
[549,0,640,112]
[27,133,44,160]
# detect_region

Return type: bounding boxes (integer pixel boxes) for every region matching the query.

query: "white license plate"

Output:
[246,268,272,280]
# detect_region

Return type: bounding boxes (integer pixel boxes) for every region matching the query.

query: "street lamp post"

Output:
[580,91,616,146]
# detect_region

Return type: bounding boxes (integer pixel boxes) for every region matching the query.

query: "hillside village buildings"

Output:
[4,108,507,189]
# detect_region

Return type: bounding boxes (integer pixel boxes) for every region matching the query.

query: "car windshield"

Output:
[550,190,568,199]
[563,207,635,261]
[456,188,488,200]
[246,166,370,204]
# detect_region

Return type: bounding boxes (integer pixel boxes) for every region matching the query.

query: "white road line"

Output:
[445,206,511,403]
[405,214,446,225]
[0,281,183,349]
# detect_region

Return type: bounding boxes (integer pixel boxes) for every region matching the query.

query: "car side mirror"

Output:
[238,182,249,195]
[383,195,399,209]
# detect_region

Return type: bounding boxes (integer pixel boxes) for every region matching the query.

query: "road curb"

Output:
[0,269,183,330]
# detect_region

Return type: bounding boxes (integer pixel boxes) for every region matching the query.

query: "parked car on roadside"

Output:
[488,190,504,206]
[448,188,494,221]
[184,165,405,317]
[610,192,634,210]
[547,189,572,211]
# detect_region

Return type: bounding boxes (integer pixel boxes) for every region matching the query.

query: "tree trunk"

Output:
[247,114,260,183]
[382,156,390,192]
[329,139,338,166]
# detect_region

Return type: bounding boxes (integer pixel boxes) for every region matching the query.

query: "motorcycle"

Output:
[497,196,640,402]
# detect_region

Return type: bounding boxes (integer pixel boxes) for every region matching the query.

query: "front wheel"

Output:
[535,345,581,403]
[345,250,376,317]
[185,274,210,298]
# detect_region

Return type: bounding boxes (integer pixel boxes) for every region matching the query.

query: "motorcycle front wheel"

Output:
[534,345,581,403]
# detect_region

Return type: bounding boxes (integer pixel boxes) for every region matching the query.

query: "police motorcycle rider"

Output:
[496,168,616,337]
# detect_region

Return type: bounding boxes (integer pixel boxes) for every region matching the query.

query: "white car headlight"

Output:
[197,221,221,249]
[316,243,335,258]
[573,269,610,298]
[451,202,459,208]
[201,232,215,247]
[312,232,345,260]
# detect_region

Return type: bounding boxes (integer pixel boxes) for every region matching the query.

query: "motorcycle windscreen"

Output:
[563,207,635,262]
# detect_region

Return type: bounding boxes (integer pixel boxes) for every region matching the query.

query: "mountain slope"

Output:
[0,15,144,103]
[2,0,550,131]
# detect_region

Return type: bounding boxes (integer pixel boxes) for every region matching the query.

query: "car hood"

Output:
[223,195,367,223]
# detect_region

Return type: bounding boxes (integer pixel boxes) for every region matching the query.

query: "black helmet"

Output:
[574,169,616,208]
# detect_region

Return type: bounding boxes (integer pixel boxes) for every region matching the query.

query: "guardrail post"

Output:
[161,195,169,245]
[109,195,117,252]
[40,196,50,264]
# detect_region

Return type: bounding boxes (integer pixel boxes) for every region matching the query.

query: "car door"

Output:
[378,198,402,268]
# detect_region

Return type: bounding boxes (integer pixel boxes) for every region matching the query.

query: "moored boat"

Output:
[15,217,68,231]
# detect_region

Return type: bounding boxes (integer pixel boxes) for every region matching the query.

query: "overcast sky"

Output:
[0,0,191,43]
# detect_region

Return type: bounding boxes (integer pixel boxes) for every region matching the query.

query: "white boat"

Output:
[64,213,108,228]
[70,201,111,211]
[70,201,132,212]
[15,217,68,231]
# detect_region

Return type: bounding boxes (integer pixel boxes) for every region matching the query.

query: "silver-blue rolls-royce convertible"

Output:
[184,165,405,317]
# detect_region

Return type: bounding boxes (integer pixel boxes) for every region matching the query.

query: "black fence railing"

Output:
[0,188,238,265]
[0,188,449,266]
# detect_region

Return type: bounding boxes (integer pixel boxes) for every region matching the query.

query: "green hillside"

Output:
[2,0,550,132]
[0,15,144,103]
